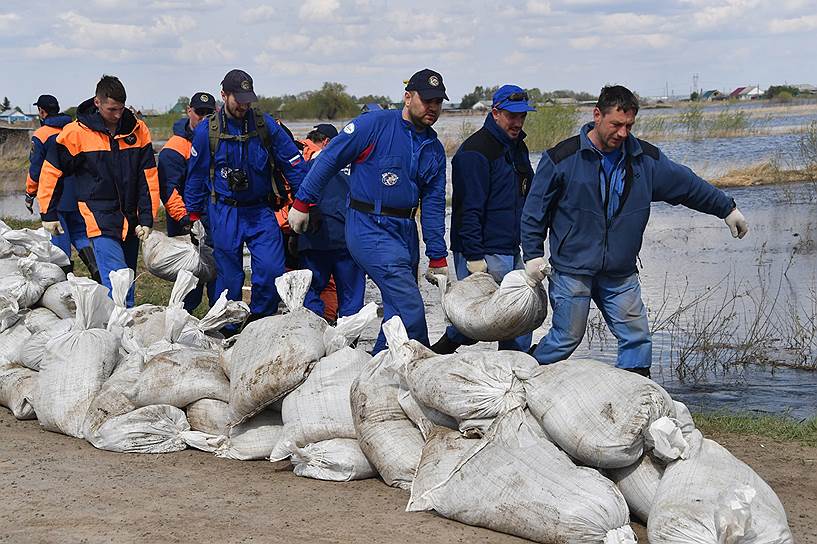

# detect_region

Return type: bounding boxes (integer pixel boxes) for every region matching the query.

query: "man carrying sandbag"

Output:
[287,69,449,354]
[431,85,536,355]
[521,85,749,377]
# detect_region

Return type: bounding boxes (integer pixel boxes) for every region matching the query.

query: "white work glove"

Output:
[42,220,63,236]
[724,208,748,239]
[524,257,548,288]
[466,259,488,274]
[425,266,448,286]
[134,225,152,242]
[288,207,310,235]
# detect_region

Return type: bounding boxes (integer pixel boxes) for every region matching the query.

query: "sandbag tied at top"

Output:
[524,358,682,468]
[437,270,547,342]
[142,221,216,282]
[1,223,70,267]
[0,254,65,309]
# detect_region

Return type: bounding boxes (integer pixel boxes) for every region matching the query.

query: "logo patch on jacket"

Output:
[124,134,137,145]
[382,172,399,186]
[288,154,302,166]
[343,122,355,134]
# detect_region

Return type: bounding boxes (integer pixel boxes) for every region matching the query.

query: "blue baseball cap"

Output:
[492,85,536,113]
[313,123,338,139]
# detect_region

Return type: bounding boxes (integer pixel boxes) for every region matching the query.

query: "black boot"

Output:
[430,333,460,355]
[624,367,651,379]
[60,261,74,276]
[77,247,101,284]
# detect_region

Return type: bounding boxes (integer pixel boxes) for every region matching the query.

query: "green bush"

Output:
[524,106,580,152]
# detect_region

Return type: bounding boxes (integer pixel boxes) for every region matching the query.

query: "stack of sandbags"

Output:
[38,281,76,318]
[0,255,65,309]
[183,407,286,460]
[436,270,547,341]
[0,360,37,420]
[142,221,216,282]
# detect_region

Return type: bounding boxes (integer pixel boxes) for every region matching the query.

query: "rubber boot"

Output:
[60,261,74,276]
[430,333,460,355]
[623,367,651,379]
[77,246,102,284]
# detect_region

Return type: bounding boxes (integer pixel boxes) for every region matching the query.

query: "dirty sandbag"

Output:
[228,270,327,426]
[142,222,216,282]
[0,255,65,308]
[182,407,285,460]
[0,360,37,419]
[3,226,70,267]
[174,289,248,349]
[284,438,377,482]
[648,430,793,543]
[397,385,458,439]
[82,350,144,441]
[186,398,231,435]
[13,318,73,371]
[525,358,679,468]
[350,317,425,490]
[0,294,21,332]
[39,280,76,318]
[129,348,229,408]
[408,408,635,544]
[607,453,665,524]
[0,318,31,362]
[24,307,62,333]
[89,405,190,454]
[127,271,199,348]
[437,270,547,342]
[36,275,120,438]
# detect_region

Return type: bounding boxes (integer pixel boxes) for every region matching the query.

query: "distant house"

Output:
[471,100,492,111]
[729,86,761,100]
[795,84,817,95]
[700,89,722,101]
[168,99,188,115]
[544,97,577,106]
[0,107,36,124]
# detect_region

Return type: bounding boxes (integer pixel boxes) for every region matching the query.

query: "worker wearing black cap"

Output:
[25,94,99,281]
[157,91,216,312]
[288,68,449,353]
[184,69,309,325]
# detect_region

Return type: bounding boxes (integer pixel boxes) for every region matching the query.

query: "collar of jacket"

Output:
[397,109,439,142]
[76,96,138,137]
[579,121,643,158]
[172,117,193,140]
[483,112,526,148]
[42,113,72,129]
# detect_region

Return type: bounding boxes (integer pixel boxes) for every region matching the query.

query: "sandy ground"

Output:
[1,409,814,544]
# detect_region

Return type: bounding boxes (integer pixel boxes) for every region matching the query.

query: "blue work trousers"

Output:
[445,252,532,352]
[532,270,652,369]
[91,234,139,308]
[208,202,285,318]
[301,248,365,320]
[346,209,427,354]
[51,210,90,259]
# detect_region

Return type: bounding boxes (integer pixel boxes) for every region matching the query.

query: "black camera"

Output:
[226,168,249,192]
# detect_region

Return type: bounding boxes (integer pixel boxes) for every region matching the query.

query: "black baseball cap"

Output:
[33,94,59,113]
[190,92,216,111]
[405,69,448,100]
[221,69,258,103]
[314,123,338,139]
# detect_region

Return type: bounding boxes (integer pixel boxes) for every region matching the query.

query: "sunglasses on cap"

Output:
[193,107,214,116]
[494,92,529,108]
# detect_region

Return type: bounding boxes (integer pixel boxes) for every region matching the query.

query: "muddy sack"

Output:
[183,407,285,460]
[0,255,65,309]
[89,405,190,454]
[350,318,425,490]
[607,453,665,524]
[0,360,37,419]
[24,307,62,333]
[437,270,547,341]
[83,350,144,443]
[407,409,636,544]
[186,398,231,435]
[129,348,229,408]
[648,430,793,543]
[141,222,216,282]
[525,359,681,468]
[282,438,377,482]
[39,281,75,318]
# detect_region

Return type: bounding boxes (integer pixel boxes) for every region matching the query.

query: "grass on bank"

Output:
[692,412,817,447]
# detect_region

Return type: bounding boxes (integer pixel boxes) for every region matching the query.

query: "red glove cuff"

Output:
[292,199,311,213]
[429,257,447,268]
[189,212,201,222]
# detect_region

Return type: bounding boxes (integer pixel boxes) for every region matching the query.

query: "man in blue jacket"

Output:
[297,123,366,322]
[25,94,99,281]
[522,85,748,377]
[431,84,536,355]
[288,69,449,353]
[184,69,308,323]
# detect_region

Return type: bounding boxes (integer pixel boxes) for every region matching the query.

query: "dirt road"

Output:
[1,410,814,544]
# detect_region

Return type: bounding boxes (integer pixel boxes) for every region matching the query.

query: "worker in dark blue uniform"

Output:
[184,69,308,323]
[289,69,449,353]
[25,94,99,281]
[158,91,216,312]
[431,85,536,354]
[296,123,365,321]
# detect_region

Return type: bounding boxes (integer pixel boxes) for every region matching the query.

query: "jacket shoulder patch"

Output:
[637,138,660,160]
[459,128,504,161]
[546,135,580,165]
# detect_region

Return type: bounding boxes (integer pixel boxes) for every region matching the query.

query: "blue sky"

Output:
[1,0,815,111]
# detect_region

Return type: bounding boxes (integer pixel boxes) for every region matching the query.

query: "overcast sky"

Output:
[1,0,815,111]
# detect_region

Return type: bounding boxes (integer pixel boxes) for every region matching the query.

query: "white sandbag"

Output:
[350,317,425,490]
[648,430,793,543]
[24,307,61,333]
[0,320,31,361]
[607,453,665,524]
[525,359,678,468]
[89,404,190,454]
[82,350,145,442]
[39,281,76,318]
[186,408,285,460]
[397,385,458,439]
[186,398,231,435]
[0,360,37,419]
[36,276,120,438]
[2,226,70,267]
[0,255,65,308]
[13,318,73,371]
[196,289,251,335]
[408,408,635,544]
[228,270,327,425]
[270,347,372,461]
[286,438,377,482]
[106,268,134,335]
[141,222,216,282]
[438,270,547,341]
[129,347,229,408]
[0,294,20,332]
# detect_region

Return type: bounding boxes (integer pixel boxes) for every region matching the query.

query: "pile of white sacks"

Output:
[0,221,794,544]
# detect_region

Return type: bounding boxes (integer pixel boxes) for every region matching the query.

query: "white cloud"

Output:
[769,14,817,33]
[263,34,311,51]
[299,0,340,21]
[173,38,236,64]
[691,0,760,28]
[526,1,551,15]
[58,11,195,49]
[0,12,20,31]
[239,5,277,24]
[24,41,83,59]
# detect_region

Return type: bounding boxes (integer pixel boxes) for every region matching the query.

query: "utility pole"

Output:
[693,73,699,95]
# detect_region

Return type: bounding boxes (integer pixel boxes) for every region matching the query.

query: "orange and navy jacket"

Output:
[27,114,80,211]
[156,117,191,221]
[38,97,160,240]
